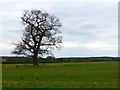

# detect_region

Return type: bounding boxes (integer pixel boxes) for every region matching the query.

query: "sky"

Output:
[0,0,119,57]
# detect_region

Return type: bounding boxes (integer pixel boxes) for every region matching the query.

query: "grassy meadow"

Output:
[2,61,118,88]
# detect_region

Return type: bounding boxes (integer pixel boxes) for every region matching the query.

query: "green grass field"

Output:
[2,61,118,88]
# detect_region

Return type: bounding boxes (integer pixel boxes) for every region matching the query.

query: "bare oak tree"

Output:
[12,10,62,65]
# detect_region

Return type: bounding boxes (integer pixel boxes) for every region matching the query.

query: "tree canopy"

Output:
[12,9,62,65]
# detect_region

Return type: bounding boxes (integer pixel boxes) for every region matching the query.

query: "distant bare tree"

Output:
[12,10,62,65]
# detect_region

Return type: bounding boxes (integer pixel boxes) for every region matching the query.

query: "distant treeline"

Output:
[1,56,119,64]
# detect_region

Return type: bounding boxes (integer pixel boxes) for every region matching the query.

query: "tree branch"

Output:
[22,39,34,50]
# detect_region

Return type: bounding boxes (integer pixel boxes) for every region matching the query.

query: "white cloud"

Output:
[0,1,118,57]
[85,42,117,51]
[0,43,14,50]
[62,41,80,48]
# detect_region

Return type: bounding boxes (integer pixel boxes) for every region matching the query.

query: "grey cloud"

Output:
[79,22,98,29]
[0,1,118,57]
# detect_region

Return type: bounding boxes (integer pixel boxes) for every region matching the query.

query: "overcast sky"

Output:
[0,0,119,57]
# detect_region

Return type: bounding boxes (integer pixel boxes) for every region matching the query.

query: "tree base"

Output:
[33,63,39,65]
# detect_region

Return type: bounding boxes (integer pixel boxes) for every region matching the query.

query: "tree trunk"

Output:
[33,36,42,65]
[33,52,39,65]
